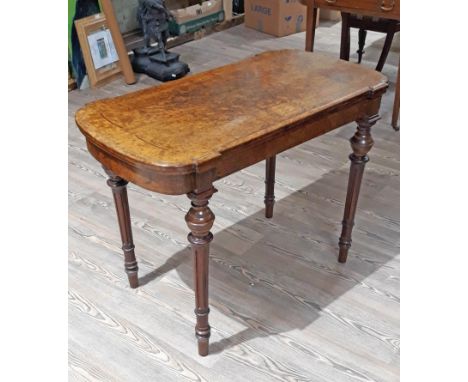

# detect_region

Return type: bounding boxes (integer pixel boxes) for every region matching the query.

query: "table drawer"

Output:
[313,0,399,20]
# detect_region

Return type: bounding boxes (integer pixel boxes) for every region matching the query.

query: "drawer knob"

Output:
[381,0,395,11]
[325,0,337,4]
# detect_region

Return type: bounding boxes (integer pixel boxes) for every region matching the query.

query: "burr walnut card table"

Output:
[76,49,388,356]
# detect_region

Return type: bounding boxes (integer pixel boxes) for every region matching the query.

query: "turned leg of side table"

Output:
[185,187,216,356]
[392,64,400,131]
[338,115,378,263]
[104,167,139,288]
[264,156,276,218]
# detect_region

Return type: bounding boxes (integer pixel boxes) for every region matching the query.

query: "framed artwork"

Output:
[75,13,123,88]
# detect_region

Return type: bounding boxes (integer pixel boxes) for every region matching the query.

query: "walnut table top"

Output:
[76,50,387,195]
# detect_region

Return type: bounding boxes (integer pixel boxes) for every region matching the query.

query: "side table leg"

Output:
[392,64,400,131]
[104,167,139,288]
[305,7,318,52]
[185,187,216,356]
[375,25,396,72]
[338,115,378,263]
[340,12,351,61]
[357,28,367,64]
[264,156,276,218]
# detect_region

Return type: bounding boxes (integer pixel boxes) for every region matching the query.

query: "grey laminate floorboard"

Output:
[69,22,400,382]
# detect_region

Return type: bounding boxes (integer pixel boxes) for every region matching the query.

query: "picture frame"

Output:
[74,13,123,88]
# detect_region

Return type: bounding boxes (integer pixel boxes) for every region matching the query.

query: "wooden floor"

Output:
[69,22,400,382]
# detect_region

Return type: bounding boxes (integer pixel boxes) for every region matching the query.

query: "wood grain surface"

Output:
[69,22,399,381]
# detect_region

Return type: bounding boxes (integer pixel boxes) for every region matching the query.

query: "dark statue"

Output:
[131,0,189,81]
[138,0,172,58]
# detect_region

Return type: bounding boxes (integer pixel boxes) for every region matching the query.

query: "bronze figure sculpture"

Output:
[132,0,189,81]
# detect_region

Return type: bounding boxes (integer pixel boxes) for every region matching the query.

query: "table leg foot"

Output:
[195,311,210,357]
[264,156,276,219]
[338,115,378,263]
[104,167,139,288]
[127,271,139,289]
[185,187,216,356]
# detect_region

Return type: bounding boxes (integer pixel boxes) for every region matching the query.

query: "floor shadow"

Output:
[138,165,399,355]
[139,249,189,287]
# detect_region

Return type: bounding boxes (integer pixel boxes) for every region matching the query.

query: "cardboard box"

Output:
[244,0,307,37]
[168,0,225,35]
[320,9,341,22]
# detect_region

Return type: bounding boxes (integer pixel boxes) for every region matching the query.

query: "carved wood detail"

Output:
[185,186,216,356]
[338,115,378,263]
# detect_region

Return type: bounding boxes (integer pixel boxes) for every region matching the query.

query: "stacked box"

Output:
[244,0,307,37]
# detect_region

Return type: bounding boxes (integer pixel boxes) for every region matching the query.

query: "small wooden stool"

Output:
[76,50,388,356]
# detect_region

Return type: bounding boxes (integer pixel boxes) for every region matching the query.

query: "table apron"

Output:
[214,95,382,180]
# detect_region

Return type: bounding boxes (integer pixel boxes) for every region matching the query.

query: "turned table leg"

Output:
[264,156,276,218]
[338,115,378,263]
[357,28,367,64]
[104,167,139,288]
[340,12,351,61]
[185,187,216,356]
[392,63,400,131]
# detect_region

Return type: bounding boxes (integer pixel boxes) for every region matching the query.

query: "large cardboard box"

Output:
[244,0,307,37]
[168,0,225,35]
